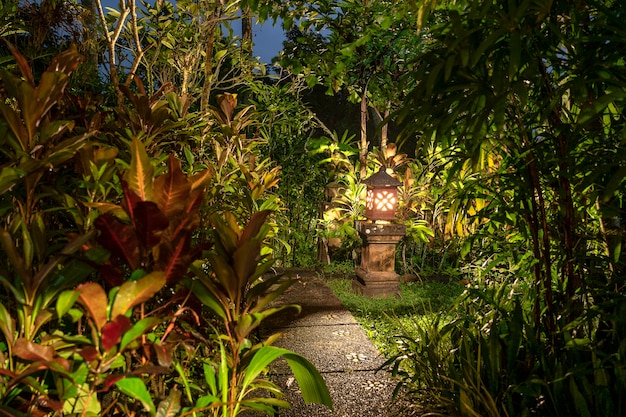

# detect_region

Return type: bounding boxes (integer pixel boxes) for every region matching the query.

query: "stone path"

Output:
[257,272,408,417]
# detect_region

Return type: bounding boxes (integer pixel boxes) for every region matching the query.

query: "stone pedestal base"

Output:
[353,266,400,298]
[352,221,406,298]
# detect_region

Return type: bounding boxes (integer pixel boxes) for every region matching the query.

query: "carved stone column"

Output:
[353,220,406,297]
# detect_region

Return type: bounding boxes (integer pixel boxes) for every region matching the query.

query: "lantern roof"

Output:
[362,168,401,187]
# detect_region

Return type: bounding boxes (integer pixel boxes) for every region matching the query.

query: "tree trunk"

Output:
[359,87,368,178]
[200,15,218,112]
[381,103,390,150]
[241,5,253,58]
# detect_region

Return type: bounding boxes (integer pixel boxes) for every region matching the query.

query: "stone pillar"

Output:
[353,220,406,297]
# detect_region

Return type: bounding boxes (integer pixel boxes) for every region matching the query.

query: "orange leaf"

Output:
[76,282,108,331]
[125,137,154,201]
[154,155,190,218]
[13,338,54,362]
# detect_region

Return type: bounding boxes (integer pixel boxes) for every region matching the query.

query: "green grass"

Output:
[325,278,464,357]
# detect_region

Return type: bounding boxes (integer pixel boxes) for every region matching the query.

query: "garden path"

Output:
[257,270,415,417]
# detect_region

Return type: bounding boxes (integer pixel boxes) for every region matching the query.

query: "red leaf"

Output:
[104,374,124,391]
[4,41,34,85]
[154,155,191,218]
[101,315,132,351]
[79,346,99,362]
[121,181,142,225]
[97,262,124,288]
[168,189,204,244]
[133,201,169,249]
[156,236,190,283]
[13,338,54,362]
[95,213,140,270]
[239,210,272,245]
[153,342,173,367]
[53,356,71,372]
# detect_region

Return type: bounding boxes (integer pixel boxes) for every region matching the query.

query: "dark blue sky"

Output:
[252,21,285,63]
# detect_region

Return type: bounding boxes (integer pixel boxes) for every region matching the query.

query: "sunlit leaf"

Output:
[125,136,155,201]
[120,317,162,351]
[154,155,191,217]
[111,271,166,319]
[13,338,55,362]
[56,290,79,319]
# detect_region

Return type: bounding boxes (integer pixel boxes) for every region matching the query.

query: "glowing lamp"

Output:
[363,168,401,221]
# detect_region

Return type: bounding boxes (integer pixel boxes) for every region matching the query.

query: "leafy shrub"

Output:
[385,277,626,417]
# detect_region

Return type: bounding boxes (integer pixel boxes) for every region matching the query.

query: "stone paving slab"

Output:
[262,278,357,328]
[254,272,404,417]
[262,323,384,374]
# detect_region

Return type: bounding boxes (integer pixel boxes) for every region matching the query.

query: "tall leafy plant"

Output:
[188,210,332,416]
[0,43,102,415]
[391,0,626,415]
[93,137,211,286]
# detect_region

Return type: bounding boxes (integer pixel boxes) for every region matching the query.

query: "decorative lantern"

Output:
[363,168,401,221]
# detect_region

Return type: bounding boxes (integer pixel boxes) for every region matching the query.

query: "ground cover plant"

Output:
[325,277,464,359]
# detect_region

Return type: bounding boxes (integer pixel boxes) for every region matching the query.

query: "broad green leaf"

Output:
[207,252,239,300]
[195,394,220,409]
[215,49,228,61]
[63,389,101,416]
[242,346,332,409]
[56,290,79,319]
[241,398,289,414]
[0,302,15,345]
[569,378,591,417]
[111,271,166,319]
[233,240,262,289]
[120,317,162,351]
[509,31,521,79]
[210,213,239,254]
[0,166,24,195]
[115,377,156,415]
[578,91,626,125]
[283,351,332,408]
[203,362,217,395]
[187,277,227,320]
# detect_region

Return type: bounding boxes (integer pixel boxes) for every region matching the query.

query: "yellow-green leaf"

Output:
[125,136,155,201]
[111,272,166,319]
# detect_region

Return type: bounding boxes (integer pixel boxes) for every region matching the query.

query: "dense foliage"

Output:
[382,1,626,416]
[0,36,332,415]
[1,0,625,416]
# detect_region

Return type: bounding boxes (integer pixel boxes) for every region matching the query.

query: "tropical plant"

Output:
[187,210,333,416]
[390,0,626,414]
[0,43,103,416]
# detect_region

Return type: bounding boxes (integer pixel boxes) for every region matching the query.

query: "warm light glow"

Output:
[374,190,396,211]
[366,188,398,220]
